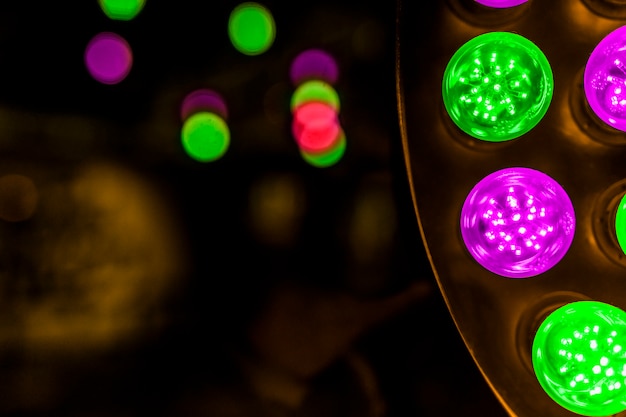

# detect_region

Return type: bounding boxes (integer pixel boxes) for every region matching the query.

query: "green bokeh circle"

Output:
[290,80,340,113]
[98,0,145,21]
[181,112,230,163]
[228,2,276,56]
[615,194,626,255]
[442,31,553,142]
[301,130,346,168]
[532,301,626,416]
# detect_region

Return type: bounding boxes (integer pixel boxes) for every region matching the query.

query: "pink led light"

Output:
[460,167,575,278]
[292,101,341,153]
[584,25,626,132]
[84,32,133,85]
[475,0,528,7]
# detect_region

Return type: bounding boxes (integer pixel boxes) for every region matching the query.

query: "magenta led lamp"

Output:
[460,167,576,278]
[584,25,626,132]
[475,0,528,7]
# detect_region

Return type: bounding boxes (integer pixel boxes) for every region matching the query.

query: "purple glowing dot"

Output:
[180,89,228,121]
[460,167,575,278]
[85,32,133,85]
[290,49,339,86]
[475,0,528,7]
[584,26,626,132]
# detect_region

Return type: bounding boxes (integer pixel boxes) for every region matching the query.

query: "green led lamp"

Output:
[181,112,230,163]
[442,31,553,142]
[616,194,626,256]
[532,301,626,416]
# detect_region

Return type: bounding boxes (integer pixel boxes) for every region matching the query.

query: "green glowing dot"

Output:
[181,112,230,163]
[442,32,553,142]
[98,0,145,21]
[532,301,626,416]
[228,2,275,56]
[291,80,340,113]
[301,131,347,168]
[615,194,626,255]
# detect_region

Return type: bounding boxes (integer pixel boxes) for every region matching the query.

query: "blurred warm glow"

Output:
[0,174,38,222]
[12,162,186,353]
[248,173,306,246]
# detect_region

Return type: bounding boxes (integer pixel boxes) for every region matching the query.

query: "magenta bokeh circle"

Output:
[460,167,576,278]
[290,49,339,86]
[84,32,133,85]
[584,25,626,132]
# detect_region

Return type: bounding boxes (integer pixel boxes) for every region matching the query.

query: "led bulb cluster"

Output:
[180,89,230,163]
[289,49,346,167]
[443,22,626,417]
[444,32,571,278]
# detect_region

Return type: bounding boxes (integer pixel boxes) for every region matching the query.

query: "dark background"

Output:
[0,1,508,416]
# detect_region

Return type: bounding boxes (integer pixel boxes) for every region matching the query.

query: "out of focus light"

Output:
[84,32,133,85]
[228,2,276,56]
[292,101,340,153]
[0,174,38,222]
[290,52,345,167]
[442,32,553,141]
[460,167,575,278]
[290,49,339,85]
[181,89,228,121]
[98,0,146,21]
[300,130,347,168]
[248,173,306,246]
[181,112,230,162]
[584,25,626,132]
[291,80,340,113]
[532,301,626,416]
[475,0,528,7]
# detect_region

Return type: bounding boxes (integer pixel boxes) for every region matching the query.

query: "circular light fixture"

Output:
[584,25,626,132]
[532,301,626,416]
[460,167,575,278]
[442,32,553,142]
